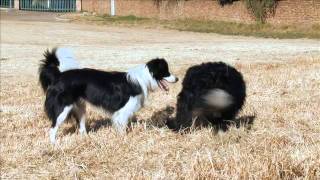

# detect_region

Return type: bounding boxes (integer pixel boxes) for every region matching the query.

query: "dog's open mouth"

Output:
[158,79,169,91]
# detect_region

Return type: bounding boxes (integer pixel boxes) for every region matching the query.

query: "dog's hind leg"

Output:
[175,90,195,131]
[73,100,87,135]
[49,105,73,144]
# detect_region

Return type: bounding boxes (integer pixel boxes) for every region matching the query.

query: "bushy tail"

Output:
[39,48,60,92]
[203,89,233,109]
[39,47,79,92]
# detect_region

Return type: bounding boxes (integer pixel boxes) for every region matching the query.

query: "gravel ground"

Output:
[1,10,319,76]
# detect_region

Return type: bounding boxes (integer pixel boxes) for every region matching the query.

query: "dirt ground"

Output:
[1,10,320,179]
[1,10,320,73]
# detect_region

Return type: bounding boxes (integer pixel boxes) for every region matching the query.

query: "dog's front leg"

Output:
[112,95,142,133]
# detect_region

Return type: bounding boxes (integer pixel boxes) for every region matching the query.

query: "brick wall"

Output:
[116,0,160,17]
[268,0,320,25]
[82,0,110,14]
[81,0,320,25]
[158,1,252,23]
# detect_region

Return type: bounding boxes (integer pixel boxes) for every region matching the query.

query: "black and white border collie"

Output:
[172,62,246,131]
[39,48,178,144]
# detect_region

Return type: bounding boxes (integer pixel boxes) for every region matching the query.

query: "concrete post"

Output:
[111,0,115,16]
[76,0,82,11]
[14,0,19,9]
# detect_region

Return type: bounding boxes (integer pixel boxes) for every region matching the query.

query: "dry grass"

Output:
[66,14,320,39]
[1,56,320,179]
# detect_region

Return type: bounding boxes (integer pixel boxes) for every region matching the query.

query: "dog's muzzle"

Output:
[157,75,179,91]
[163,75,179,83]
[158,75,179,91]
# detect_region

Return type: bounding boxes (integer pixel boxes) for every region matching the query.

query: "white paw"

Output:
[49,128,57,144]
[79,127,87,135]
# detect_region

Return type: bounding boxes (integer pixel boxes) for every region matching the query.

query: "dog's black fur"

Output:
[173,62,246,131]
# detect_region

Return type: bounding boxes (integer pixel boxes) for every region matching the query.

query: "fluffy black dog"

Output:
[173,62,246,131]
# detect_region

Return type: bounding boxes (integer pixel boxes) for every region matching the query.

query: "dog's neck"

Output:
[126,64,158,105]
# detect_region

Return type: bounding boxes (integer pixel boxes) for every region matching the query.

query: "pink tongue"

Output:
[159,80,169,91]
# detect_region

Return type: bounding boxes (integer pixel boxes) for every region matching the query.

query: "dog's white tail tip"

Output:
[56,47,80,72]
[203,89,233,109]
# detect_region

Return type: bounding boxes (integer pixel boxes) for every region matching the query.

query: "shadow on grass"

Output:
[62,118,113,135]
[62,106,256,135]
[89,118,112,132]
[149,106,256,133]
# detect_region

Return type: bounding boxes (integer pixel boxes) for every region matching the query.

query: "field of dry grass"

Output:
[1,11,320,179]
[1,56,320,179]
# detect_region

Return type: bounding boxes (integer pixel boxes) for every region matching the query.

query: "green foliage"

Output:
[245,0,278,23]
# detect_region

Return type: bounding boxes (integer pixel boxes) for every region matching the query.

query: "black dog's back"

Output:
[174,62,246,131]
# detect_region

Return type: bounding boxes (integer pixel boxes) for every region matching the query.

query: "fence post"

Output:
[111,0,115,16]
[14,0,19,9]
[76,0,81,11]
